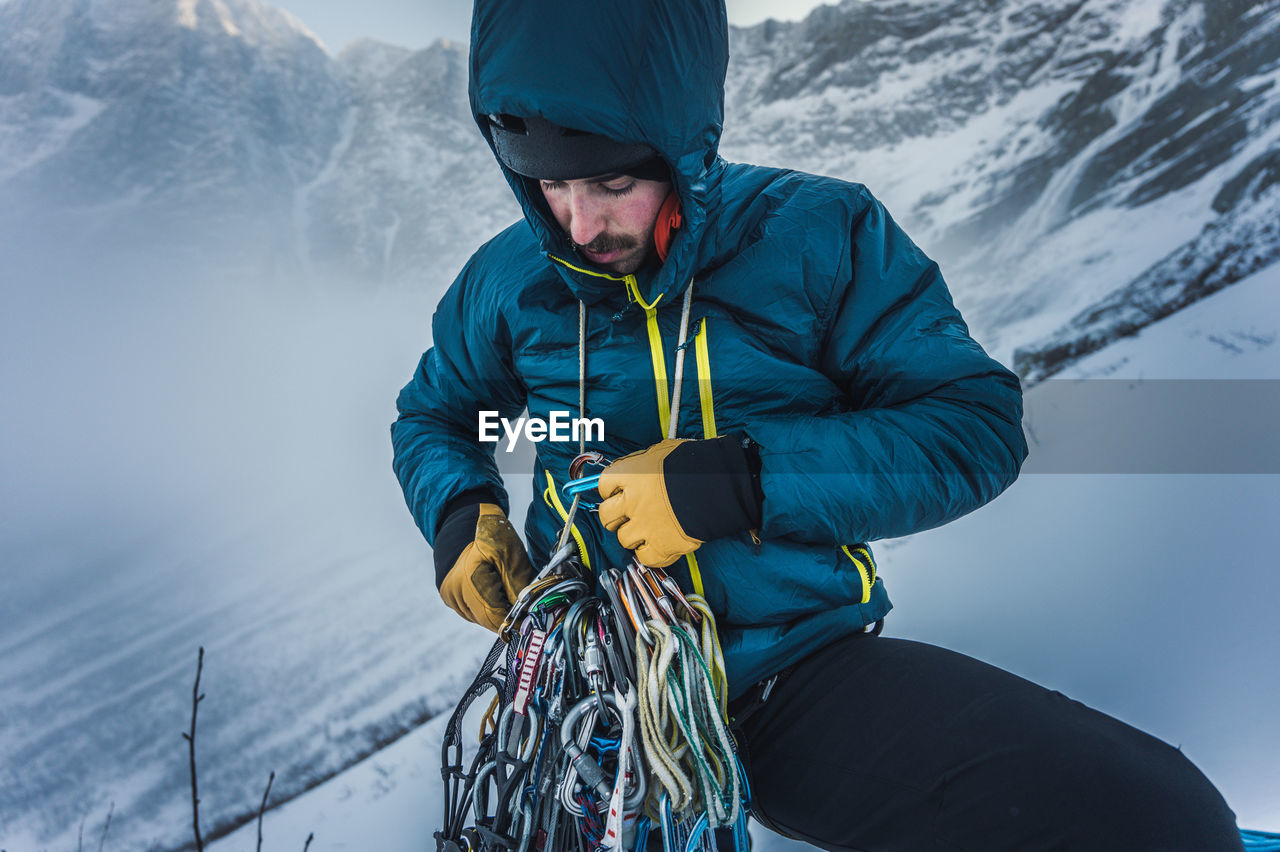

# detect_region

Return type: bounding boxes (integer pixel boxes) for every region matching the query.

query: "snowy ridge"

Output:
[720,0,1280,361]
[1015,180,1280,381]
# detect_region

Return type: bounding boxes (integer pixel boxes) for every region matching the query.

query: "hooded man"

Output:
[392,0,1241,847]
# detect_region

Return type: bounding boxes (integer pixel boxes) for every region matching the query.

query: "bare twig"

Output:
[303,832,314,852]
[181,647,206,852]
[256,770,275,852]
[97,801,114,852]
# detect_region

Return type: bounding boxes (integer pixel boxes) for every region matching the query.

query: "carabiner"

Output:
[569,450,609,480]
[633,561,679,625]
[500,574,587,640]
[618,570,655,646]
[513,801,536,852]
[472,759,498,823]
[497,701,541,763]
[648,560,702,624]
[627,562,667,625]
[562,450,611,510]
[560,693,622,802]
[561,474,602,504]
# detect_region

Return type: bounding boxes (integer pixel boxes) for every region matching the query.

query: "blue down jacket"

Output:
[392,0,1027,698]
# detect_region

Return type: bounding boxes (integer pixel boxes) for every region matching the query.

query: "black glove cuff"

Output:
[664,433,763,541]
[432,488,500,589]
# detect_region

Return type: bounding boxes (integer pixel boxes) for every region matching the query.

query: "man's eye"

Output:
[541,180,565,192]
[602,181,636,197]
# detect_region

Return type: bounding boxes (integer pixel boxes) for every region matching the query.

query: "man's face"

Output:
[539,174,671,275]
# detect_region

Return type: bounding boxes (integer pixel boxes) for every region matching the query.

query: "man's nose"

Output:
[567,188,605,246]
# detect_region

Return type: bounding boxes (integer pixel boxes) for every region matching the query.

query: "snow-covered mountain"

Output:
[0,0,346,260]
[720,0,1280,372]
[301,38,515,285]
[3,0,1278,348]
[0,0,516,286]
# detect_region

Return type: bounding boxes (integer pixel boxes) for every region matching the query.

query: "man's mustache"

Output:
[575,233,638,254]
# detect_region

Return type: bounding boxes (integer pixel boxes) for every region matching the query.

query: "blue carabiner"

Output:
[562,450,610,509]
[561,473,602,508]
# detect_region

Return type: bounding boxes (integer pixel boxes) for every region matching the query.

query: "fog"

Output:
[0,220,482,848]
[2,236,427,606]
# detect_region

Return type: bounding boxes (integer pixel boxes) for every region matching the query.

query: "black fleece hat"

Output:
[485,114,668,181]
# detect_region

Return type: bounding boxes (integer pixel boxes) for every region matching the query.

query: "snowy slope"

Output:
[298,38,516,287]
[0,258,477,850]
[721,0,1280,364]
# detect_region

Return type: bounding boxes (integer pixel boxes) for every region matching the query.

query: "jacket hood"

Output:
[468,0,729,306]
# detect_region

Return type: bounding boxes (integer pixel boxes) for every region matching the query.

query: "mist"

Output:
[0,216,486,848]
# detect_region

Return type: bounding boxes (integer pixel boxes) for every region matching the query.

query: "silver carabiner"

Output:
[497,701,541,763]
[560,693,621,802]
[557,702,598,816]
[472,759,497,824]
[618,570,655,646]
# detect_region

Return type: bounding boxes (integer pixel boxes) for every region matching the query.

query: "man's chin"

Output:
[594,248,650,276]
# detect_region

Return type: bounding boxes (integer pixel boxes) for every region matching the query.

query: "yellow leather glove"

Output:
[438,503,535,632]
[597,439,702,568]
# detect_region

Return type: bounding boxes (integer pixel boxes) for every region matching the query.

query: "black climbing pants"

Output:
[729,632,1243,852]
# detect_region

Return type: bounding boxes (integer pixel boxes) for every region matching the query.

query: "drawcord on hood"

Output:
[554,281,695,553]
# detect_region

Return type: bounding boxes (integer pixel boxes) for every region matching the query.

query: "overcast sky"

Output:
[273,0,837,53]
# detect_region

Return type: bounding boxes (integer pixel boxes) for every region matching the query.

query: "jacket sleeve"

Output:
[743,189,1028,544]
[391,256,527,545]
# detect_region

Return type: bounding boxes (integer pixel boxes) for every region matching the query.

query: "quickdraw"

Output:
[436,453,750,852]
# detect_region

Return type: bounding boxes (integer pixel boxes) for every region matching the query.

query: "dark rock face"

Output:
[1213,149,1280,213]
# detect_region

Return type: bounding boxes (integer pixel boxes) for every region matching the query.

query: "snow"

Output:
[175,0,249,37]
[176,0,200,29]
[1061,262,1280,380]
[0,89,105,184]
[1112,0,1166,46]
[0,257,464,851]
[293,104,359,278]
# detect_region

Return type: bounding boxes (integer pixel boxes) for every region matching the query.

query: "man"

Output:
[392,0,1242,847]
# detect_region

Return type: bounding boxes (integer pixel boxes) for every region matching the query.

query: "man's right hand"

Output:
[436,503,534,632]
